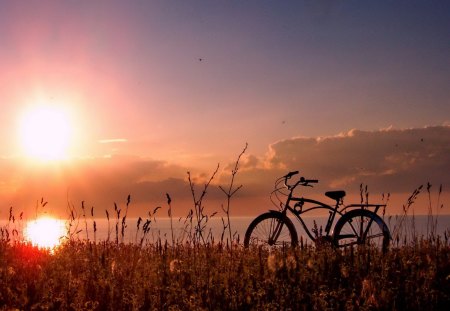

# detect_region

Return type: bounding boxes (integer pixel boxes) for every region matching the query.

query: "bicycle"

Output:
[244,171,390,251]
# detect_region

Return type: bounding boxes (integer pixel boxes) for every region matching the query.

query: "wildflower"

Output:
[361,279,374,300]
[170,259,182,273]
[267,253,277,272]
[111,260,116,274]
[286,255,297,270]
[246,295,252,305]
[7,266,15,276]
[306,258,314,269]
[340,265,349,278]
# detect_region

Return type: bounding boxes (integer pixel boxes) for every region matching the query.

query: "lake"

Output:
[2,214,449,245]
[59,214,450,244]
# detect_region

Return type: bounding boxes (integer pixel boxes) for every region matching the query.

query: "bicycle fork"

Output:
[268,220,283,245]
[268,215,287,245]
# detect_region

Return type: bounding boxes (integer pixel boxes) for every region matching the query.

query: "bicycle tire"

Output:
[244,211,298,248]
[333,209,390,252]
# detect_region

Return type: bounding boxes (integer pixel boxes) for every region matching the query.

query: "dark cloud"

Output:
[265,126,450,193]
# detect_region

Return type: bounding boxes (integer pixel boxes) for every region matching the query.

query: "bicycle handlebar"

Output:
[283,171,299,179]
[283,171,318,189]
[300,177,319,184]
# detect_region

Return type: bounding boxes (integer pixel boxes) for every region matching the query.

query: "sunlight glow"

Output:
[19,106,72,161]
[24,217,65,249]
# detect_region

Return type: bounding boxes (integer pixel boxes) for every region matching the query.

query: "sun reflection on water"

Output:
[24,217,65,249]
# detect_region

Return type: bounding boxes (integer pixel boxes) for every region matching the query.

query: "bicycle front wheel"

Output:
[244,211,298,248]
[333,209,390,252]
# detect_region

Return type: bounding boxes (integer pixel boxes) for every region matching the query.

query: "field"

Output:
[1,232,449,310]
[1,167,449,310]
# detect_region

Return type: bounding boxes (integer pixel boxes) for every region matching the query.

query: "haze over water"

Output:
[3,215,444,246]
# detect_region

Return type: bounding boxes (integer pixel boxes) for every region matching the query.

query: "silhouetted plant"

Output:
[1,236,449,310]
[187,164,219,245]
[121,194,131,243]
[81,201,89,241]
[105,209,111,242]
[360,183,369,205]
[426,182,443,241]
[166,193,175,246]
[392,184,423,244]
[219,143,247,245]
[65,200,81,241]
[114,202,120,245]
[90,206,97,243]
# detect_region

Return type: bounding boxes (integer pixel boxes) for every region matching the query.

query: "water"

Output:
[64,217,256,244]
[2,215,449,245]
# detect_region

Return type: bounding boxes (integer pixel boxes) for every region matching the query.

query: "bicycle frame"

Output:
[280,197,342,241]
[245,171,390,249]
[277,173,386,242]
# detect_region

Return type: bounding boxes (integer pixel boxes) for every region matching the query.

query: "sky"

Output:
[0,0,449,219]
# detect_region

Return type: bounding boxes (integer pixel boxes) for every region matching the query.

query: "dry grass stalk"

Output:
[219,143,247,246]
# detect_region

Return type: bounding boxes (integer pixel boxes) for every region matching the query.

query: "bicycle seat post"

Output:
[325,210,336,235]
[324,191,346,234]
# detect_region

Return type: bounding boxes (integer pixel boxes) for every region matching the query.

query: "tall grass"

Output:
[1,163,448,309]
[219,143,248,246]
[1,233,449,310]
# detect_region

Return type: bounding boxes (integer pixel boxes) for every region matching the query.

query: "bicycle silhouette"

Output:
[244,171,390,251]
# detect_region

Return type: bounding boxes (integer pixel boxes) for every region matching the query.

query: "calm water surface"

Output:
[62,215,450,244]
[2,215,449,245]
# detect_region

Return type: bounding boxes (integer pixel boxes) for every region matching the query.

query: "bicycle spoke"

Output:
[362,217,375,241]
[244,212,297,248]
[244,172,390,253]
[344,218,364,240]
[334,210,390,252]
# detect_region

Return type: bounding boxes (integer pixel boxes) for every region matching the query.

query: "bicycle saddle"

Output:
[325,191,346,201]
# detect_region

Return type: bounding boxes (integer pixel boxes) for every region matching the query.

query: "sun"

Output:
[19,106,72,161]
[24,217,65,249]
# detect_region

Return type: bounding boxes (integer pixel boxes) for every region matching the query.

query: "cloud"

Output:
[0,156,192,218]
[1,126,449,218]
[98,139,128,144]
[264,125,450,193]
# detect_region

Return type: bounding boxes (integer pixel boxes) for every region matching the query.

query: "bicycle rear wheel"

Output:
[244,211,298,248]
[333,209,390,252]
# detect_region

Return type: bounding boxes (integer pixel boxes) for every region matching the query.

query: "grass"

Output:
[0,151,448,310]
[0,235,449,310]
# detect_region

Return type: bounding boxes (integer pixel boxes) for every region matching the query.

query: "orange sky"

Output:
[0,1,449,219]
